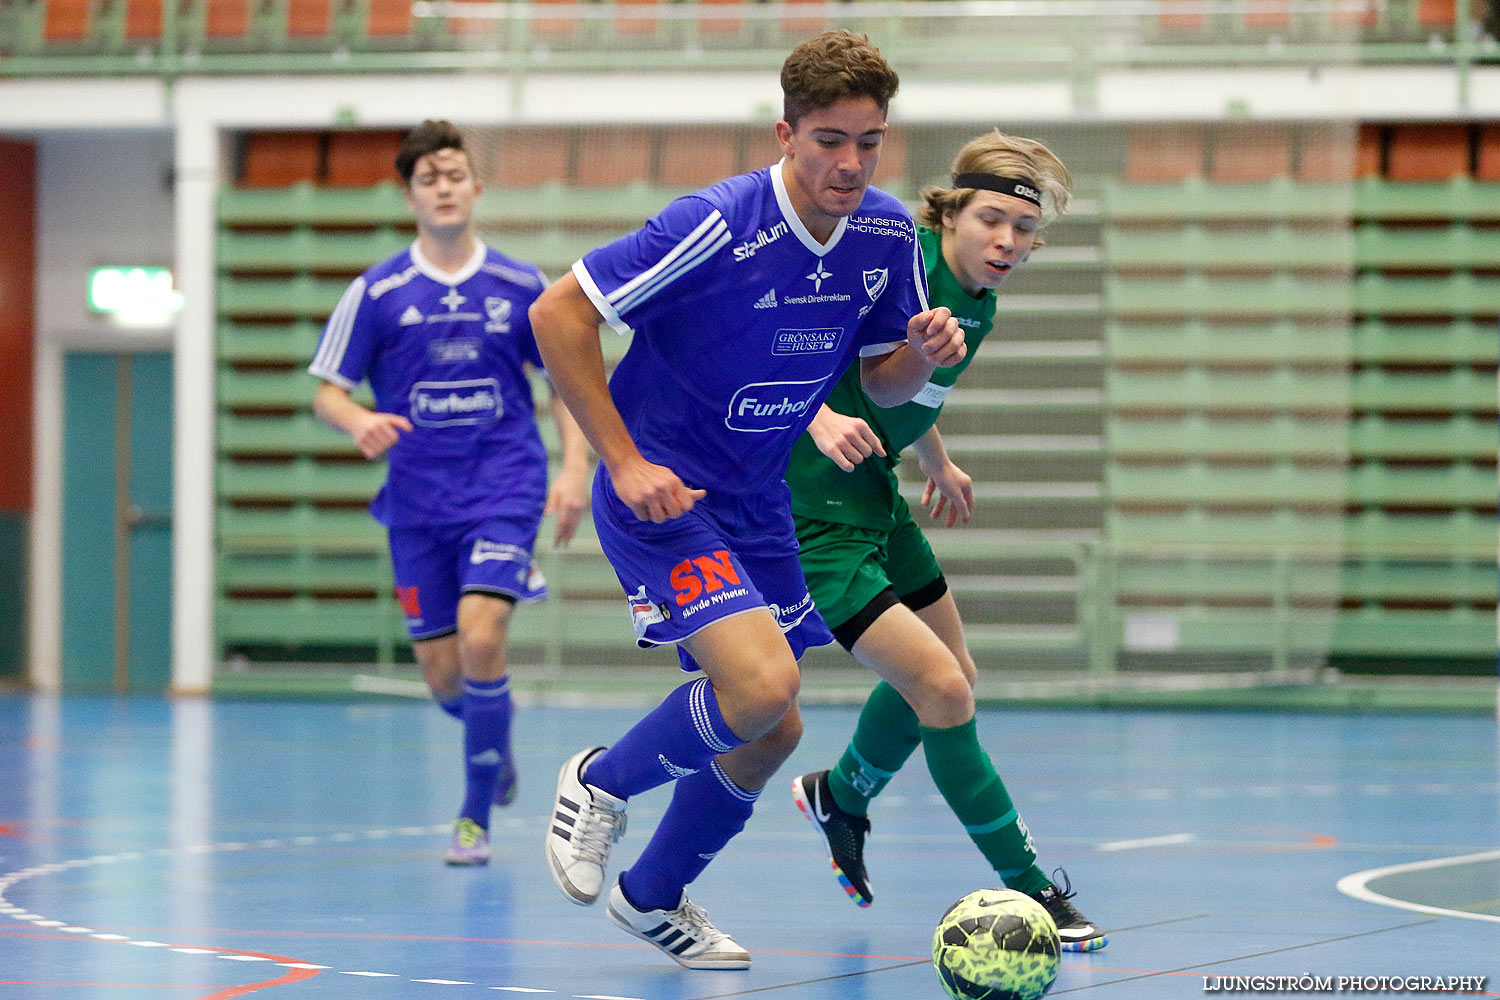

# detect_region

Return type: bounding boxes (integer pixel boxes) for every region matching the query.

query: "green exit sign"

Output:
[87,266,183,323]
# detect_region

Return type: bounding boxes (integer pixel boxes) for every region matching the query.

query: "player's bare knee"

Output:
[918,665,975,726]
[717,665,799,741]
[764,703,803,759]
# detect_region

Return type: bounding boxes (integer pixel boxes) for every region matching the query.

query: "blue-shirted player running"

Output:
[529,32,965,970]
[310,120,589,866]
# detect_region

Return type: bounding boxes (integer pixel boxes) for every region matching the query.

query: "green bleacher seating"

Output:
[1353,272,1500,316]
[1351,320,1498,365]
[1355,222,1500,269]
[1104,177,1353,221]
[217,321,324,364]
[1107,274,1354,317]
[1347,415,1497,460]
[1352,176,1500,222]
[1109,414,1347,459]
[217,228,412,273]
[1103,171,1497,671]
[217,274,351,319]
[218,412,360,455]
[1107,224,1353,269]
[217,458,383,502]
[1108,320,1351,365]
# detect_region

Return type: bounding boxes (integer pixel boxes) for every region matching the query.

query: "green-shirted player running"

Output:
[788,130,1108,952]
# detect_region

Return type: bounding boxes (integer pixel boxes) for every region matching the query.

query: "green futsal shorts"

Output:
[794,495,944,631]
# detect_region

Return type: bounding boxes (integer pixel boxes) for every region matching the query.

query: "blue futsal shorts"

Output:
[387,513,547,641]
[591,465,835,671]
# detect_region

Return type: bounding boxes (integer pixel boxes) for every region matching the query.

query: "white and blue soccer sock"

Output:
[437,695,463,720]
[459,676,512,827]
[583,677,744,800]
[618,760,757,913]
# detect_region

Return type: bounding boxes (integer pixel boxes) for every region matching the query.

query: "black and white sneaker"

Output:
[792,770,873,907]
[607,879,751,970]
[1032,870,1108,952]
[545,747,627,906]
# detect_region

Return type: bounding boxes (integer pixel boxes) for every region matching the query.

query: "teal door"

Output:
[62,352,173,692]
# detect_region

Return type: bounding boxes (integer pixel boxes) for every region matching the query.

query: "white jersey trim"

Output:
[572,259,632,336]
[309,274,367,386]
[608,208,731,316]
[910,224,931,313]
[858,340,903,358]
[410,239,487,287]
[772,159,847,257]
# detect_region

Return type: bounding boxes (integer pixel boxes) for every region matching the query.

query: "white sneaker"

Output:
[607,880,751,970]
[545,746,627,905]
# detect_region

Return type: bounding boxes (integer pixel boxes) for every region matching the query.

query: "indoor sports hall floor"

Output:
[2,693,1496,998]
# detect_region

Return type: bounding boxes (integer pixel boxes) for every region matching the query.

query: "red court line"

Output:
[0,931,321,997]
[190,948,321,1000]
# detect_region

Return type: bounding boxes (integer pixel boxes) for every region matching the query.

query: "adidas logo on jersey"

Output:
[400,305,425,326]
[753,289,777,310]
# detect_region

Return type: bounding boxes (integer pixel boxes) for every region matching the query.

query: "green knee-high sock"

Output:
[920,718,1050,896]
[828,682,921,816]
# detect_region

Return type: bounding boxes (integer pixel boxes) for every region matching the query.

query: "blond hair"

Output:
[918,131,1072,244]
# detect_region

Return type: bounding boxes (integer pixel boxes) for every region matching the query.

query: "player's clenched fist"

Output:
[610,457,707,524]
[905,306,966,369]
[351,410,413,460]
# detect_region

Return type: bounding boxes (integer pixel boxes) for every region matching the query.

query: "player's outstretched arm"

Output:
[529,272,704,524]
[859,307,966,408]
[807,404,886,472]
[311,381,412,460]
[912,424,973,528]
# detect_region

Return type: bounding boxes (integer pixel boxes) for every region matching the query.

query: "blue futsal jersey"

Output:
[574,160,929,500]
[310,242,549,528]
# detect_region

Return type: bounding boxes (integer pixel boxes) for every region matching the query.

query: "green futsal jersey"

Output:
[787,226,996,531]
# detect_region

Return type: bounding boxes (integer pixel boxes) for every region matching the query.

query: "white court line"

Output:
[1097,832,1196,852]
[1336,849,1500,924]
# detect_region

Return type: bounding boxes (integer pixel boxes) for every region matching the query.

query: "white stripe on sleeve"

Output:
[606,210,728,314]
[308,276,367,384]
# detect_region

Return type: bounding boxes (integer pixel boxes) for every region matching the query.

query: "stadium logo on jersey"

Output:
[484,296,512,333]
[863,268,889,300]
[410,378,503,426]
[399,305,425,326]
[470,539,529,566]
[805,260,833,292]
[771,327,842,356]
[429,338,480,364]
[753,289,778,310]
[626,585,668,640]
[726,378,827,432]
[732,221,789,261]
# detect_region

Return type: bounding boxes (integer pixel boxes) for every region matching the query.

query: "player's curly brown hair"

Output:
[780,31,900,128]
[917,131,1073,246]
[395,119,470,185]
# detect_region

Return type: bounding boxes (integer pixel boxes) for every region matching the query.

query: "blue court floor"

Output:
[1,693,1496,998]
